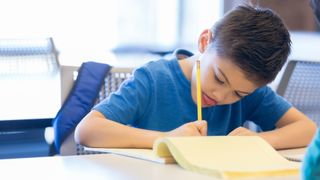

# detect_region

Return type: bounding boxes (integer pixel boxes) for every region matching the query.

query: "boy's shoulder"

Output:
[143,58,172,68]
[241,85,291,111]
[138,49,193,73]
[132,49,192,84]
[136,58,178,76]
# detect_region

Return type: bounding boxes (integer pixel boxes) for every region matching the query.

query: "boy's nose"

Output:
[211,91,225,103]
[211,87,232,103]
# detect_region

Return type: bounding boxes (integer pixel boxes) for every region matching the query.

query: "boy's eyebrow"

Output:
[217,68,252,94]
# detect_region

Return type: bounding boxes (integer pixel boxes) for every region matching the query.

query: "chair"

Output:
[58,65,133,155]
[276,60,320,126]
[0,38,60,158]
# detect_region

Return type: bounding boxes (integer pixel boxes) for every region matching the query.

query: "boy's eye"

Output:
[214,74,224,84]
[234,92,243,99]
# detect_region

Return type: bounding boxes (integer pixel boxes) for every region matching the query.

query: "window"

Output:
[0,0,222,64]
[0,0,222,121]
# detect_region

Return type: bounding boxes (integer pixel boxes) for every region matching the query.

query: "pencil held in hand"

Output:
[196,60,202,121]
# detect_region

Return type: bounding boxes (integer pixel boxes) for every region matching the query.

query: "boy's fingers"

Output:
[228,127,248,136]
[194,120,207,136]
[228,128,239,136]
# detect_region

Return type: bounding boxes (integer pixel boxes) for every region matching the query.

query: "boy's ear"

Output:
[198,29,213,53]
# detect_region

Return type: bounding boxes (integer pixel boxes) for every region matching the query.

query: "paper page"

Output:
[84,147,175,164]
[278,147,306,162]
[154,136,300,178]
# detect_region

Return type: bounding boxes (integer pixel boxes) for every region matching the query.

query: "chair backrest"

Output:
[59,66,133,155]
[54,62,111,154]
[276,60,320,126]
[0,37,59,77]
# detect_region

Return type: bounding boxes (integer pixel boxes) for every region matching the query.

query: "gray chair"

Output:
[59,65,133,155]
[276,60,320,126]
[0,37,59,77]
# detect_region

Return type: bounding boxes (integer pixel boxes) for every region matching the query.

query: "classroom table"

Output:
[0,148,305,180]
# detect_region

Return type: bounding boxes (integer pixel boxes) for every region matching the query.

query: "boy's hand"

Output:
[165,120,207,137]
[228,127,257,136]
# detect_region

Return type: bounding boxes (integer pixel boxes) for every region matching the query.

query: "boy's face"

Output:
[191,51,259,107]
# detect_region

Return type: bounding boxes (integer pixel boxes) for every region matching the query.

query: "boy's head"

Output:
[209,5,291,86]
[192,5,291,106]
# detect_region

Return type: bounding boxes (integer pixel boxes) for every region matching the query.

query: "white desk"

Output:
[0,153,301,180]
[0,73,60,121]
[0,154,214,180]
[278,147,306,162]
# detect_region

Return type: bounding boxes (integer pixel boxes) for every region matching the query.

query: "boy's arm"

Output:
[259,107,317,149]
[229,107,317,149]
[74,110,164,148]
[74,110,207,148]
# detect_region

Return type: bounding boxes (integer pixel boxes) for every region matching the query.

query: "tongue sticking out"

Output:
[202,93,217,106]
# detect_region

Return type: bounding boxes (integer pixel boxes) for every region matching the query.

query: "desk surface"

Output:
[0,151,303,180]
[278,147,306,161]
[0,74,60,121]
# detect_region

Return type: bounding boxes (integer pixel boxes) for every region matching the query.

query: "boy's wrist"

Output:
[140,130,167,148]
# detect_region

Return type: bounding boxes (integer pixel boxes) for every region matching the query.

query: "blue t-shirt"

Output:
[94,50,291,135]
[302,129,320,179]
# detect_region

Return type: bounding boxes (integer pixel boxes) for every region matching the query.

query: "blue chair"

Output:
[56,64,133,155]
[53,61,111,155]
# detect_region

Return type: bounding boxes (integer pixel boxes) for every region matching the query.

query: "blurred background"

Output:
[1,0,319,66]
[0,0,319,159]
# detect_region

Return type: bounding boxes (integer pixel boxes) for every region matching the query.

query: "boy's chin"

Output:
[202,103,218,108]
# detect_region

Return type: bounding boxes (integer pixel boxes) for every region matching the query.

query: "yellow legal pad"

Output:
[85,136,300,179]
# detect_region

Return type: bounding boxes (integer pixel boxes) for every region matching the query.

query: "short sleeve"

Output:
[242,86,292,131]
[93,67,152,125]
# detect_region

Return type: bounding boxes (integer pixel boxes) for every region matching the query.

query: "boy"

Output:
[75,6,316,150]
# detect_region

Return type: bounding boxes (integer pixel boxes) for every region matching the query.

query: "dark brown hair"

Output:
[209,5,291,85]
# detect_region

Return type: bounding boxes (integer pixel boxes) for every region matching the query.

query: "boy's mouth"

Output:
[202,93,217,106]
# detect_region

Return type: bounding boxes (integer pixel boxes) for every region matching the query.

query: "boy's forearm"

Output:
[75,116,165,148]
[117,125,166,148]
[258,120,317,149]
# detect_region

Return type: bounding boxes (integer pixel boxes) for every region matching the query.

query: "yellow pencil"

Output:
[196,60,202,121]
